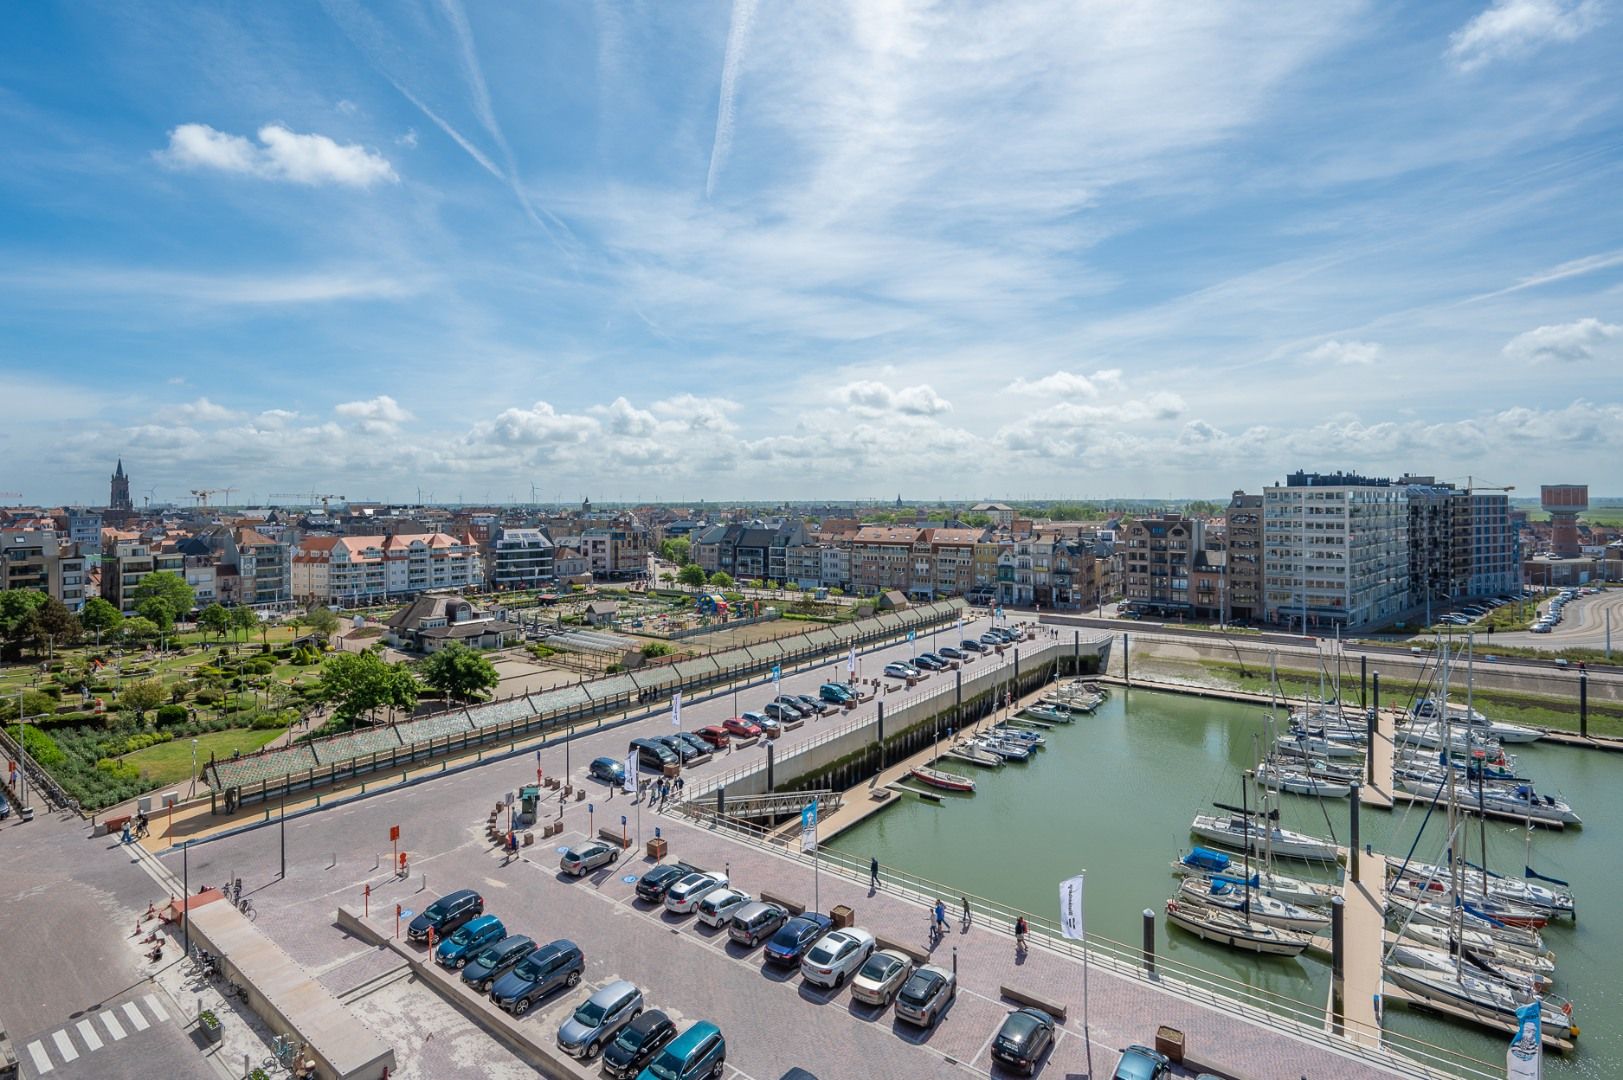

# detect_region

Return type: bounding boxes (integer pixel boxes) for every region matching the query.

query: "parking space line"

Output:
[100,1011,127,1040]
[121,1000,150,1031]
[25,1040,52,1073]
[143,992,170,1022]
[75,1020,103,1052]
[50,1030,78,1062]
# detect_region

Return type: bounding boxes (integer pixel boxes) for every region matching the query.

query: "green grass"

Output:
[121,727,284,785]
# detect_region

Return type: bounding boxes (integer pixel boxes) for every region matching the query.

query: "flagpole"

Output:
[1081,868,1090,1036]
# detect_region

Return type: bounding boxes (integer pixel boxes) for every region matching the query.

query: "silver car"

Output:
[696,887,753,929]
[664,872,729,914]
[556,979,643,1061]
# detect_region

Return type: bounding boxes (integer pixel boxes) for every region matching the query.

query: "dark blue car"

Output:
[435,914,506,969]
[460,935,537,993]
[490,939,584,1016]
[763,913,832,966]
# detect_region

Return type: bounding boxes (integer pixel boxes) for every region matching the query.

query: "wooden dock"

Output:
[1358,709,1397,810]
[1381,984,1575,1054]
[1328,852,1387,1049]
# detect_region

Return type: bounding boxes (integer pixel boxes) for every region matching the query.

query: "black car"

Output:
[490,939,584,1016]
[911,654,945,671]
[763,913,833,966]
[991,1007,1056,1075]
[673,731,712,757]
[635,862,700,903]
[461,935,537,993]
[793,694,829,716]
[937,646,965,660]
[407,888,483,944]
[960,639,987,653]
[655,735,702,764]
[601,1007,677,1079]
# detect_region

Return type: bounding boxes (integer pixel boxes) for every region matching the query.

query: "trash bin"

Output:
[830,904,854,929]
[1154,1025,1184,1064]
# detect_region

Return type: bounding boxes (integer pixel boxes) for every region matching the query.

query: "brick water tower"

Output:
[1540,484,1587,559]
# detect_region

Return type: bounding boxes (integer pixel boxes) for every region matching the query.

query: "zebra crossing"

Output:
[23,993,170,1075]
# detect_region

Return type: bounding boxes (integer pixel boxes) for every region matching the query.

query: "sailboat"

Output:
[1411,698,1542,744]
[1176,877,1330,931]
[1171,848,1336,908]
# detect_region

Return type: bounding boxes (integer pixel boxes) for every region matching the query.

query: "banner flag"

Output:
[671,690,682,728]
[1059,872,1086,941]
[1506,999,1542,1080]
[800,799,819,853]
[622,752,637,793]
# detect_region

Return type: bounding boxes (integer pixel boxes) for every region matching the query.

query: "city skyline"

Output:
[4,2,1622,502]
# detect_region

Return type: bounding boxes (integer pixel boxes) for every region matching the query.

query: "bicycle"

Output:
[238,897,256,921]
[266,1033,298,1070]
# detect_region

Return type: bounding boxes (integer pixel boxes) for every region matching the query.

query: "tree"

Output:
[120,615,159,642]
[317,649,420,723]
[678,564,707,589]
[0,589,48,656]
[131,571,195,629]
[198,603,231,642]
[121,678,166,721]
[27,597,81,659]
[418,643,500,703]
[80,597,123,642]
[709,571,734,588]
[136,595,177,633]
[229,605,259,649]
[304,605,341,639]
[660,537,692,566]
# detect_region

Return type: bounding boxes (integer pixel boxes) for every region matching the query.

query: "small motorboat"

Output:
[909,766,976,792]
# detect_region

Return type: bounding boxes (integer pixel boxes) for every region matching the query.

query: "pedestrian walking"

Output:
[933,898,948,940]
[961,896,972,927]
[1015,914,1029,955]
[869,857,880,889]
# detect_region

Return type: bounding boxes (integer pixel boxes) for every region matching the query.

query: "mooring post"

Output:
[715,785,724,819]
[1142,908,1156,975]
[1367,673,1380,785]
[877,700,885,750]
[1359,654,1367,707]
[955,668,962,726]
[1349,785,1361,884]
[1580,671,1588,739]
[1331,895,1346,986]
[1124,632,1131,687]
[1073,630,1079,676]
[766,742,775,793]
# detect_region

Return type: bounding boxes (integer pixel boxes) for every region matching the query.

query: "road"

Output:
[1488,588,1623,653]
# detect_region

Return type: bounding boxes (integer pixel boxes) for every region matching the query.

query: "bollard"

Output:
[1579,672,1588,739]
[1349,786,1361,884]
[952,946,957,975]
[418,874,427,894]
[1142,908,1156,975]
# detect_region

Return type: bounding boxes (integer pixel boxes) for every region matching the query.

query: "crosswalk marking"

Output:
[101,1010,127,1040]
[76,1019,104,1051]
[25,1040,52,1073]
[142,993,169,1022]
[50,1030,78,1062]
[121,1000,149,1031]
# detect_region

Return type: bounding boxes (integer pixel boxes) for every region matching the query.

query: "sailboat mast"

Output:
[1241,771,1253,919]
[1441,639,1465,977]
[1468,631,1488,884]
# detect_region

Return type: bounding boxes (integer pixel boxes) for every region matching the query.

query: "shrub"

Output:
[20,690,57,720]
[195,689,223,705]
[20,727,65,768]
[260,643,271,654]
[250,713,287,731]
[245,660,274,676]
[155,704,189,726]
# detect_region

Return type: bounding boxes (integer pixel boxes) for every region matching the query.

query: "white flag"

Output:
[800,799,819,853]
[1506,1001,1543,1080]
[671,690,682,728]
[622,752,637,793]
[1059,873,1086,941]
[847,646,856,674]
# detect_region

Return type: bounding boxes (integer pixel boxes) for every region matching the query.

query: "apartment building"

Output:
[916,528,981,598]
[291,532,484,605]
[1263,471,1409,631]
[101,537,186,613]
[488,527,555,590]
[1120,514,1203,613]
[1467,492,1519,595]
[2,529,87,610]
[850,526,917,594]
[1224,492,1263,622]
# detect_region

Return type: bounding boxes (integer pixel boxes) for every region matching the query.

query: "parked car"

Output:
[435,914,506,969]
[937,646,965,660]
[883,662,919,679]
[673,731,713,757]
[1110,1044,1171,1080]
[893,963,955,1028]
[722,716,762,739]
[818,683,854,705]
[745,710,780,735]
[407,889,484,944]
[638,1020,725,1080]
[561,840,621,876]
[695,725,731,749]
[557,979,643,1061]
[727,901,789,948]
[990,1007,1056,1075]
[665,872,729,914]
[490,939,584,1016]
[979,633,1003,647]
[655,734,702,764]
[918,651,949,667]
[635,862,700,903]
[763,702,802,724]
[0,790,10,820]
[960,639,987,653]
[911,654,945,671]
[772,696,810,718]
[461,935,537,993]
[763,912,833,966]
[696,887,753,929]
[602,1008,676,1079]
[589,756,626,784]
[630,738,679,771]
[850,948,912,1006]
[799,927,876,989]
[793,694,830,716]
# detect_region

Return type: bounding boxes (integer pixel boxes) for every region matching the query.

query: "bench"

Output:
[597,827,632,848]
[875,936,930,965]
[999,985,1067,1022]
[780,719,804,732]
[732,735,760,748]
[761,891,805,916]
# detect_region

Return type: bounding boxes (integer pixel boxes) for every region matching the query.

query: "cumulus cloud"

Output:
[335,395,413,433]
[163,397,243,423]
[1447,0,1603,71]
[157,123,398,187]
[593,397,660,437]
[1502,318,1620,363]
[468,400,597,448]
[834,380,953,417]
[1304,339,1382,366]
[651,394,741,432]
[1006,369,1125,398]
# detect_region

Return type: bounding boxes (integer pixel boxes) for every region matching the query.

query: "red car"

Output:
[696,725,731,749]
[722,716,761,739]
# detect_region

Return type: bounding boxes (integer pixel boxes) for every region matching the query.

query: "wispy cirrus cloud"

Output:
[1447,0,1604,71]
[157,123,398,186]
[706,0,759,197]
[1303,339,1382,366]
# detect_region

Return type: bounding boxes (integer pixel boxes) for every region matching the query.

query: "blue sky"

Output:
[2,0,1620,505]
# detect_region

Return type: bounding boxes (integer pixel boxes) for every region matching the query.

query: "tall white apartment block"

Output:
[1263,471,1410,631]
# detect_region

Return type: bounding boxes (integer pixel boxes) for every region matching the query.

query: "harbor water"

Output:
[827,686,1619,1078]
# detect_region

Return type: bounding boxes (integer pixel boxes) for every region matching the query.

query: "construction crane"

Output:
[269,492,346,514]
[0,491,22,505]
[1461,477,1515,494]
[191,488,224,507]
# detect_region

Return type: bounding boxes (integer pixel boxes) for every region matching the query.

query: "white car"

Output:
[883,662,919,679]
[663,872,729,915]
[696,887,753,929]
[799,927,876,989]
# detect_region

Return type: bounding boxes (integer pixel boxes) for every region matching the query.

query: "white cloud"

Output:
[335,395,413,433]
[650,394,741,432]
[1447,0,1603,71]
[467,400,597,449]
[157,123,398,187]
[834,380,953,417]
[1304,339,1382,366]
[396,129,419,149]
[336,99,359,115]
[1006,369,1124,398]
[593,397,660,437]
[165,397,243,423]
[1502,317,1620,363]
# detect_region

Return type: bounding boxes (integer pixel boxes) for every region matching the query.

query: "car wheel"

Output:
[585,1039,600,1061]
[567,970,581,988]
[481,979,493,993]
[514,997,530,1016]
[835,972,845,988]
[710,1060,724,1079]
[456,958,467,969]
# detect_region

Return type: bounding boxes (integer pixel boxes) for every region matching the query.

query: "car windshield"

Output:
[573,1000,607,1026]
[423,902,446,920]
[647,1049,687,1080]
[860,955,901,981]
[449,925,479,944]
[514,954,547,979]
[615,1021,651,1050]
[900,972,941,1004]
[473,945,503,966]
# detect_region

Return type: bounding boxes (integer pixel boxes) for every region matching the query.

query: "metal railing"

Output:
[676,808,1498,1080]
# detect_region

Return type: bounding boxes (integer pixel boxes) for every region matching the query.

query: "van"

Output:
[629,738,678,771]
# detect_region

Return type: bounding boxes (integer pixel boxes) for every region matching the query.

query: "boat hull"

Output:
[1164,899,1310,956]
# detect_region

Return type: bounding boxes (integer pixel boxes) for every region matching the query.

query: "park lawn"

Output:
[121,727,285,786]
